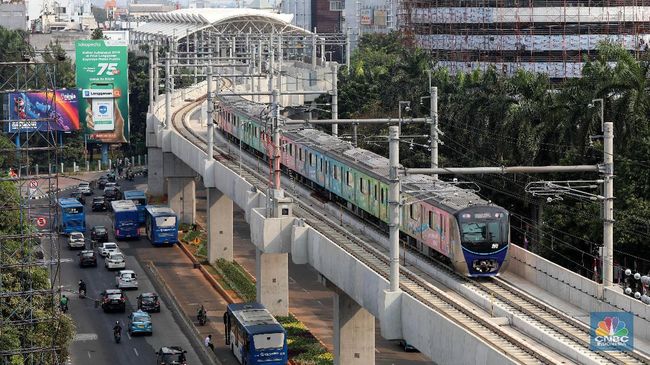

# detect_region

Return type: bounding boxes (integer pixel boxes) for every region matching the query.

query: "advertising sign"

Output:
[6,89,80,132]
[590,311,634,351]
[360,9,373,25]
[75,39,129,143]
[374,9,387,27]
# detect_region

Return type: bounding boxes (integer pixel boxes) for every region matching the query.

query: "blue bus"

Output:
[224,303,288,365]
[144,205,179,246]
[123,190,147,225]
[57,198,85,234]
[111,200,140,240]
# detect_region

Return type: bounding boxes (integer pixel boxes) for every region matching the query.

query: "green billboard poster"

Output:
[75,39,129,143]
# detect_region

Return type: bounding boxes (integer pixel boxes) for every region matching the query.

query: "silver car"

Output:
[77,182,92,196]
[115,270,138,289]
[68,232,85,249]
[98,242,119,257]
[105,252,126,270]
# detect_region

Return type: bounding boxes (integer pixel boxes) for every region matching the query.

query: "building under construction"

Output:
[399,1,650,78]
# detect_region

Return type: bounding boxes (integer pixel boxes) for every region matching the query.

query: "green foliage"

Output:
[125,51,150,156]
[277,315,332,365]
[42,40,75,88]
[212,259,256,302]
[339,33,650,275]
[0,136,76,364]
[90,28,104,40]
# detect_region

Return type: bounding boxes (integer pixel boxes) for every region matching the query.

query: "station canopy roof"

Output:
[132,8,311,40]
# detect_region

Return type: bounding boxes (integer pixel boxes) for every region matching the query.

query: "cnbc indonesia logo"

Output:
[591,312,634,351]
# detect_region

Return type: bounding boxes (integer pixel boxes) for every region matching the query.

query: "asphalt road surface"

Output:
[42,179,205,365]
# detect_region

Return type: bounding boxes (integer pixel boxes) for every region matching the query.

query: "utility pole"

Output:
[331,62,338,137]
[388,125,401,292]
[602,121,614,287]
[165,52,171,130]
[206,62,214,161]
[272,89,281,191]
[148,45,154,112]
[430,86,438,176]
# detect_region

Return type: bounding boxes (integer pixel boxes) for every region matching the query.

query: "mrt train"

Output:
[215,96,510,277]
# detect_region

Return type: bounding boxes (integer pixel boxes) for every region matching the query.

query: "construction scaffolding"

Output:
[398,0,650,78]
[0,62,63,364]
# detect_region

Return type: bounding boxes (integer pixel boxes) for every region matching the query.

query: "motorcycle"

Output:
[127,172,134,181]
[79,289,86,299]
[114,330,121,344]
[60,302,68,313]
[197,312,207,326]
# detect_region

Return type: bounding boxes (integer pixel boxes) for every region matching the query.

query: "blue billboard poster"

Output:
[6,90,80,132]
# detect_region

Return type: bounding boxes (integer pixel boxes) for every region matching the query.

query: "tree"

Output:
[91,28,104,40]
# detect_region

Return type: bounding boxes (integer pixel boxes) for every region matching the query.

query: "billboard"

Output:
[360,9,373,25]
[75,39,129,143]
[6,89,80,132]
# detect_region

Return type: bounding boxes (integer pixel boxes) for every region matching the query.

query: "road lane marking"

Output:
[74,333,98,341]
[127,332,131,340]
[302,288,309,293]
[87,351,92,359]
[317,301,324,307]
[288,276,296,284]
[133,348,139,357]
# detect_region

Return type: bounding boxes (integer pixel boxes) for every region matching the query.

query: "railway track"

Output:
[171,83,650,365]
[171,95,560,364]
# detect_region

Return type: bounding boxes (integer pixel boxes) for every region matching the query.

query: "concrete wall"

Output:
[0,3,26,31]
[29,31,90,61]
[508,245,650,342]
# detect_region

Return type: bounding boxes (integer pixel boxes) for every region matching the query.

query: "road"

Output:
[41,179,206,365]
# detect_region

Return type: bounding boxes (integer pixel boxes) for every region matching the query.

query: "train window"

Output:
[346,171,352,187]
[410,204,415,219]
[359,178,364,193]
[319,158,323,172]
[374,185,378,201]
[289,144,293,156]
[309,153,314,166]
[325,161,329,174]
[299,149,302,161]
[428,211,433,229]
[380,188,385,204]
[333,166,338,180]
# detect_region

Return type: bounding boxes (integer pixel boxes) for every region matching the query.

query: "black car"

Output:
[155,346,187,365]
[91,196,107,211]
[137,292,161,313]
[101,289,126,312]
[90,225,108,243]
[97,176,108,190]
[78,250,97,267]
[69,191,85,205]
[107,172,116,182]
[104,187,122,202]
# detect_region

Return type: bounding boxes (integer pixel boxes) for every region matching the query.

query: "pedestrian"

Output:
[204,334,214,351]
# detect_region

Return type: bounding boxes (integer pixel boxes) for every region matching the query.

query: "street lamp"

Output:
[398,101,411,135]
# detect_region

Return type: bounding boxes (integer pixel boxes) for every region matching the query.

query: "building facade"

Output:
[399,1,650,78]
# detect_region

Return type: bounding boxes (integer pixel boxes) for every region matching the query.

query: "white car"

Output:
[105,252,126,270]
[98,242,120,257]
[77,182,92,196]
[68,232,85,249]
[116,270,138,289]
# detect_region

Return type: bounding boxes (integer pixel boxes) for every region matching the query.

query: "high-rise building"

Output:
[399,1,650,78]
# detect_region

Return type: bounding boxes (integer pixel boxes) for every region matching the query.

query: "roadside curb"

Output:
[145,261,223,365]
[175,243,239,304]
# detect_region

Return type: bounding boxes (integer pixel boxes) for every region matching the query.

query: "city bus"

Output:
[223,302,288,365]
[123,190,147,225]
[111,200,140,240]
[144,205,178,246]
[57,198,85,234]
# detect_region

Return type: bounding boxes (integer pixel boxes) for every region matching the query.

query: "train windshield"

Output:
[460,222,501,243]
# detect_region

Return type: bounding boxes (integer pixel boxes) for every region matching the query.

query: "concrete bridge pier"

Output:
[255,250,289,316]
[328,281,376,365]
[147,147,165,197]
[164,153,196,224]
[206,187,233,263]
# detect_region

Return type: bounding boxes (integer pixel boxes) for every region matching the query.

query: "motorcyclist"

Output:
[197,305,207,324]
[113,321,122,341]
[78,279,86,295]
[60,295,69,312]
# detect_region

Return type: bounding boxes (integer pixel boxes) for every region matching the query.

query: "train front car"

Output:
[455,206,510,277]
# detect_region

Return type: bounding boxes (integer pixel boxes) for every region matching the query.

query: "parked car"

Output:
[78,250,97,267]
[105,251,126,270]
[137,292,161,313]
[104,187,122,202]
[77,182,92,195]
[68,232,85,249]
[97,176,108,189]
[115,270,138,289]
[155,346,187,365]
[90,225,108,243]
[105,182,119,189]
[128,310,153,336]
[101,289,126,312]
[91,196,107,212]
[69,191,85,205]
[98,242,119,257]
